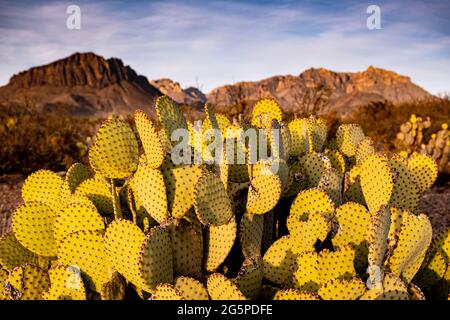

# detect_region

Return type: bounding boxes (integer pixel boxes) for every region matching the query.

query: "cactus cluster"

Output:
[0,96,447,300]
[396,114,449,173]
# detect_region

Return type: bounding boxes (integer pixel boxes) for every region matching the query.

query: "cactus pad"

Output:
[273,289,320,300]
[100,272,126,300]
[318,245,356,283]
[263,236,297,287]
[293,251,320,291]
[233,258,263,299]
[407,153,438,193]
[132,163,168,223]
[287,211,330,250]
[21,170,63,211]
[299,152,328,187]
[290,188,335,221]
[388,159,420,212]
[75,178,113,216]
[12,202,58,257]
[93,119,139,178]
[194,173,233,225]
[174,277,209,300]
[336,124,365,157]
[0,233,38,272]
[288,118,310,155]
[360,154,393,213]
[156,96,188,146]
[58,230,110,293]
[355,137,375,164]
[134,110,165,168]
[151,284,184,300]
[239,211,264,259]
[366,207,391,273]
[251,98,282,129]
[318,277,366,300]
[65,163,92,194]
[207,273,246,300]
[5,264,50,300]
[54,199,104,242]
[246,173,282,215]
[42,265,87,300]
[360,274,409,300]
[205,215,236,272]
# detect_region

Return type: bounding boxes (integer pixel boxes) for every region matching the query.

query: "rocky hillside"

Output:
[207,67,434,119]
[150,78,206,108]
[0,52,162,116]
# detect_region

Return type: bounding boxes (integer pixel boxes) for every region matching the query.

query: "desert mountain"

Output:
[207,67,434,119]
[0,52,434,119]
[0,52,162,116]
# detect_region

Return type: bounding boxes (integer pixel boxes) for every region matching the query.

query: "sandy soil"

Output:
[0,175,449,237]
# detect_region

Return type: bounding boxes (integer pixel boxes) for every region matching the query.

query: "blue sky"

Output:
[0,0,449,93]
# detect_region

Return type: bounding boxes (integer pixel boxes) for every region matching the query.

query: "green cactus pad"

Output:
[207,273,246,300]
[360,154,393,213]
[283,159,308,198]
[174,277,209,300]
[168,219,203,279]
[273,289,320,300]
[12,202,58,257]
[93,119,139,179]
[42,265,87,300]
[239,211,264,259]
[318,277,366,300]
[156,96,188,147]
[134,110,165,168]
[58,230,110,293]
[336,124,365,157]
[21,170,63,212]
[151,284,184,300]
[246,172,282,215]
[132,163,168,223]
[162,165,202,218]
[75,178,114,216]
[262,236,297,287]
[65,163,92,193]
[5,264,50,300]
[251,98,282,129]
[233,258,263,300]
[0,233,38,272]
[205,215,236,272]
[407,153,438,194]
[288,118,310,155]
[54,199,104,242]
[194,173,233,225]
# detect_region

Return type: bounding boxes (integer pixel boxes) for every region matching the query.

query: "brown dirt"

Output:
[0,175,449,238]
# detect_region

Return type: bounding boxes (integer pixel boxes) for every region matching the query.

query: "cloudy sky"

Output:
[0,0,449,93]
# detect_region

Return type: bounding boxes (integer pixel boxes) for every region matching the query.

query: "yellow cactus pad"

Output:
[287,211,330,250]
[21,170,63,212]
[407,153,438,193]
[293,251,320,291]
[75,178,113,216]
[168,220,203,279]
[263,236,297,287]
[288,118,310,155]
[174,277,209,300]
[325,149,346,177]
[333,202,370,248]
[54,199,104,242]
[318,277,366,300]
[388,159,420,212]
[5,264,50,300]
[58,230,110,293]
[134,110,165,168]
[251,98,282,129]
[233,258,263,300]
[42,265,87,300]
[0,233,38,272]
[387,213,432,283]
[360,154,393,213]
[100,272,127,300]
[318,245,356,283]
[273,289,320,300]
[414,250,447,288]
[12,202,58,257]
[93,119,139,179]
[151,284,184,300]
[343,165,366,205]
[194,173,233,225]
[355,137,375,164]
[299,152,329,187]
[207,273,246,300]
[132,163,168,223]
[318,167,342,205]
[156,95,188,146]
[366,207,391,271]
[246,173,282,215]
[0,266,8,299]
[360,274,409,300]
[336,124,365,157]
[162,165,203,218]
[204,215,236,272]
[239,211,264,259]
[290,188,335,221]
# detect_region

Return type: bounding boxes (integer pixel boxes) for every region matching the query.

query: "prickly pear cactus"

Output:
[3,96,442,300]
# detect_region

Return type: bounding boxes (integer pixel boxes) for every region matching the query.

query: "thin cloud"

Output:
[0,0,448,94]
